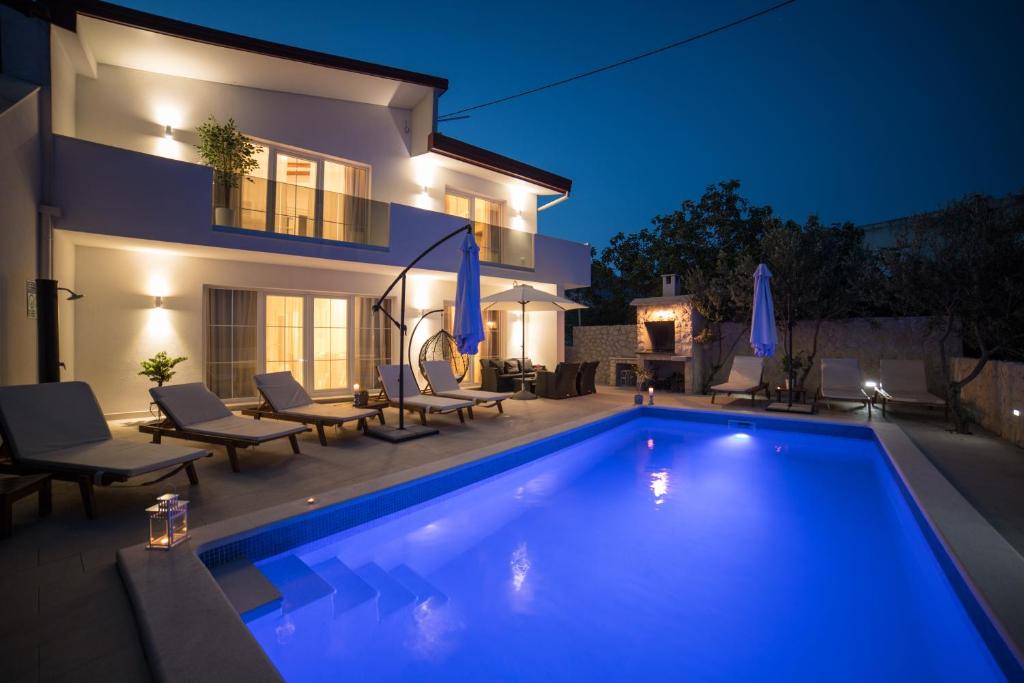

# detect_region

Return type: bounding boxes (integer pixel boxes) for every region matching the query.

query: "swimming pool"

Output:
[228,411,1016,681]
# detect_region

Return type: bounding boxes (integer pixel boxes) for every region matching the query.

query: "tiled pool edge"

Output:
[117,405,1024,682]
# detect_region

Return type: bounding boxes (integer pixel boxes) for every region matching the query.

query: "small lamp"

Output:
[648,386,655,405]
[146,493,189,550]
[154,296,164,308]
[164,124,173,138]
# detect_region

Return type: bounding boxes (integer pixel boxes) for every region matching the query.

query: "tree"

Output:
[195,116,263,209]
[139,351,188,388]
[762,217,877,388]
[884,194,1024,433]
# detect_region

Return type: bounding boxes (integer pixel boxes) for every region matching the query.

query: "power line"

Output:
[436,0,797,122]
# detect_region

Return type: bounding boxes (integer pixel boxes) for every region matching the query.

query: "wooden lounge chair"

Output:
[817,358,872,418]
[0,381,206,518]
[244,372,384,445]
[877,360,948,418]
[377,365,473,425]
[143,383,308,472]
[422,360,511,415]
[710,356,768,406]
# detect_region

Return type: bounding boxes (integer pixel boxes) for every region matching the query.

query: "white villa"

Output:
[0,0,590,417]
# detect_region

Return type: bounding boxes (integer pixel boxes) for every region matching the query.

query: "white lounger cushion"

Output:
[879,360,946,405]
[422,361,512,403]
[0,381,205,474]
[254,372,379,422]
[711,356,764,392]
[820,359,869,401]
[151,383,305,441]
[378,365,473,413]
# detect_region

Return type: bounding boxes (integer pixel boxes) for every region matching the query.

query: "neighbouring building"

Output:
[0,0,590,417]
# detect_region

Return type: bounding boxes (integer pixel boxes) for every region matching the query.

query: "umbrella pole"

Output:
[787,291,795,408]
[365,223,471,442]
[512,299,538,400]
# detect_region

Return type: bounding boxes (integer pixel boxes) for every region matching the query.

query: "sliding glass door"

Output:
[313,297,348,391]
[265,295,305,380]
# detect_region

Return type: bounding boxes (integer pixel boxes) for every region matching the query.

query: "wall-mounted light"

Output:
[164,124,173,139]
[486,319,497,330]
[154,296,164,308]
[864,380,878,389]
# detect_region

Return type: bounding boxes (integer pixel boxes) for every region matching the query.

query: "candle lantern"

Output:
[146,493,189,550]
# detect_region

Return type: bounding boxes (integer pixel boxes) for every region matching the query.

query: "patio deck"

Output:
[2,387,1022,682]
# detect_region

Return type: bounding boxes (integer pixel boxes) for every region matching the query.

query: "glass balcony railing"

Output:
[474,222,535,269]
[213,175,389,247]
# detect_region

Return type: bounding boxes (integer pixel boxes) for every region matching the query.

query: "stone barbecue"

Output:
[627,274,703,393]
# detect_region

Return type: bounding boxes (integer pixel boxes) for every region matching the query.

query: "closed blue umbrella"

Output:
[454,231,486,354]
[750,263,777,357]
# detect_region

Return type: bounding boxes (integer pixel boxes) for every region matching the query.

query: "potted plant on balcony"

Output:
[195,116,263,227]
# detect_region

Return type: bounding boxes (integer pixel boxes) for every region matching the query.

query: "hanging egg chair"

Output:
[418,329,470,382]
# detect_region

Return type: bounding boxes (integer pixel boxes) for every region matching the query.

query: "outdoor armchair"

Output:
[535,362,581,399]
[0,381,206,518]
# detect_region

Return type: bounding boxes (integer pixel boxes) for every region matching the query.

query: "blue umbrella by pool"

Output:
[454,231,486,355]
[750,263,777,358]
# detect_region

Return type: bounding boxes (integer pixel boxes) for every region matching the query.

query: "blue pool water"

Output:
[245,415,1008,681]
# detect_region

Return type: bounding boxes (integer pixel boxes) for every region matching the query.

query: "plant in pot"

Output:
[781,352,811,390]
[634,366,654,404]
[195,116,263,227]
[139,351,188,420]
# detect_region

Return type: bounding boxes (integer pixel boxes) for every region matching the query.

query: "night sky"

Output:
[120,0,1024,249]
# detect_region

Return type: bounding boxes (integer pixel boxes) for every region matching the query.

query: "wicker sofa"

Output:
[479,358,543,393]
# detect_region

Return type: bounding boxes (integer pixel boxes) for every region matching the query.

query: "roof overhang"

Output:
[427,132,572,195]
[52,1,447,108]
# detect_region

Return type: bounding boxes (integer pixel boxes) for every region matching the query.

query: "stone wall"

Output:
[566,325,637,384]
[635,298,696,357]
[952,358,1024,448]
[568,316,961,394]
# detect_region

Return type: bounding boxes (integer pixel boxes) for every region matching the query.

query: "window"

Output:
[444,190,504,263]
[236,139,371,241]
[313,298,348,390]
[354,296,392,391]
[205,288,257,399]
[265,295,304,381]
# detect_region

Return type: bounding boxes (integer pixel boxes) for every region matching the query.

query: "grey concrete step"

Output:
[311,557,378,618]
[210,559,282,622]
[258,555,334,614]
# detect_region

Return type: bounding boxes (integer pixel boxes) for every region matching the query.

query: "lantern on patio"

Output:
[146,493,189,550]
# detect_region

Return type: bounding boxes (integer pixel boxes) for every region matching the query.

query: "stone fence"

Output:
[567,316,960,395]
[952,358,1024,447]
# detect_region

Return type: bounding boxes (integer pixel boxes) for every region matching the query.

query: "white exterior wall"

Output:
[64,241,561,416]
[71,64,539,233]
[0,88,42,386]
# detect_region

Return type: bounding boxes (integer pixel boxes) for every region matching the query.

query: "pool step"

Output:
[390,563,448,607]
[259,555,335,615]
[311,558,378,618]
[355,562,415,620]
[210,559,282,623]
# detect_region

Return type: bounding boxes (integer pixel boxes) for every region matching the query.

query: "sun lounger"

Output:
[817,358,872,418]
[144,383,308,472]
[422,361,511,414]
[377,365,473,425]
[877,360,948,418]
[0,381,206,518]
[244,372,384,445]
[710,356,768,406]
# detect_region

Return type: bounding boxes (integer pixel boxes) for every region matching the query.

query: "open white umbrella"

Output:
[480,283,586,400]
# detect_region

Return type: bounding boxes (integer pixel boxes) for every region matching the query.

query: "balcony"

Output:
[474,222,535,269]
[213,175,389,247]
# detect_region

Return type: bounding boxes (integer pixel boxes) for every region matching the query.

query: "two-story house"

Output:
[0,0,590,417]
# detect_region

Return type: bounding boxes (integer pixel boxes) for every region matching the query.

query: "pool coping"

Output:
[117,404,1024,682]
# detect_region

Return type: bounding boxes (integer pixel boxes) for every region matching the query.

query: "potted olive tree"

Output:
[139,351,188,420]
[195,116,263,227]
